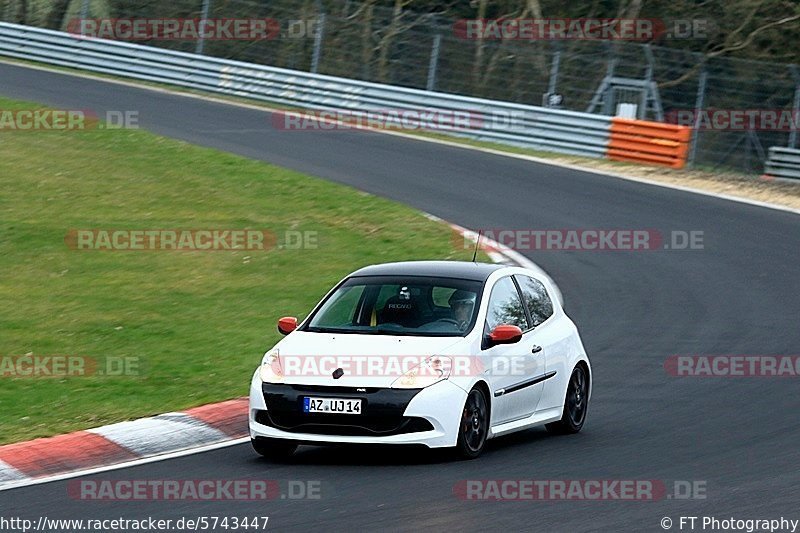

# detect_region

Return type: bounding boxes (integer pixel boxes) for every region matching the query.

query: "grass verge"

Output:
[0,95,482,444]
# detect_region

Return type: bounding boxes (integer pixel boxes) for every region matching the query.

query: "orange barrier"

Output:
[607,118,692,169]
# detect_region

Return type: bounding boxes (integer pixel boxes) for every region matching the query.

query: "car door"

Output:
[481,276,546,424]
[513,274,561,413]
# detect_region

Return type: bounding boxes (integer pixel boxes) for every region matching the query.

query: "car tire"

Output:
[455,387,490,459]
[251,437,297,460]
[546,364,589,435]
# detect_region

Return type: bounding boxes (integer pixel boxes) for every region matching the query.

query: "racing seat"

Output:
[378,295,423,328]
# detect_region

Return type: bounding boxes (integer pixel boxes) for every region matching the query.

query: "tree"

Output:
[44,0,70,30]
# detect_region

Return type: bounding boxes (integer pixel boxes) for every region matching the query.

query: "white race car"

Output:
[249,261,591,459]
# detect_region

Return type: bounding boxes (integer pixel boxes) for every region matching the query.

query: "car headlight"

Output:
[391,356,452,389]
[260,348,283,383]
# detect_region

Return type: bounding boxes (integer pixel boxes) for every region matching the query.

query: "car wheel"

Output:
[546,364,589,434]
[455,387,489,459]
[251,437,297,460]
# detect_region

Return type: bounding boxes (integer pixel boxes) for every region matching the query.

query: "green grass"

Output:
[0,95,483,444]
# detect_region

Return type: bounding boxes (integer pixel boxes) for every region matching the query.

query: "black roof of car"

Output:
[349,261,507,282]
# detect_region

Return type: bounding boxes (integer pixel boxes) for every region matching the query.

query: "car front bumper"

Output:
[248,371,466,448]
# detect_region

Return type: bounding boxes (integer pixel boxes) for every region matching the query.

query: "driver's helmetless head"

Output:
[449,290,476,325]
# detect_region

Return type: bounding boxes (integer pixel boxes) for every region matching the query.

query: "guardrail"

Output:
[0,22,690,167]
[0,22,610,158]
[607,118,692,169]
[763,147,800,181]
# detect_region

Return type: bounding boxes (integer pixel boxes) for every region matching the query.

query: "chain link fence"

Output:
[2,0,799,174]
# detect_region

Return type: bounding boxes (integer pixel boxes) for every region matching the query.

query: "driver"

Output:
[448,290,477,330]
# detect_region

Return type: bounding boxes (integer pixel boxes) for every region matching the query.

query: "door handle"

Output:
[531,345,542,354]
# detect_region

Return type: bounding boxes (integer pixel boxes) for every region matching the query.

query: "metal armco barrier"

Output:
[763,147,800,180]
[0,22,614,158]
[606,118,692,169]
[1,21,693,168]
[0,22,612,158]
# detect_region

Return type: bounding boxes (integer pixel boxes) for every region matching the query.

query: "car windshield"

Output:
[304,275,483,337]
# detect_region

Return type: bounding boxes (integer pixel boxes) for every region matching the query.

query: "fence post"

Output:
[310,12,326,74]
[195,0,211,55]
[587,42,616,114]
[789,65,799,149]
[547,47,561,97]
[688,66,707,167]
[791,86,800,149]
[79,0,90,22]
[426,33,441,91]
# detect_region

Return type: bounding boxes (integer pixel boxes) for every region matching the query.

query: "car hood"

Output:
[263,331,467,388]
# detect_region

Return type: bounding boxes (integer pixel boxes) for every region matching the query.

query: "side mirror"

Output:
[487,324,523,346]
[277,316,298,335]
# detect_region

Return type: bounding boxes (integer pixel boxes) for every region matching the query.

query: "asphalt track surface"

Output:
[1,62,799,532]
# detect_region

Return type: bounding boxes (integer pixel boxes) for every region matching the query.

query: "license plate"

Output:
[303,397,362,414]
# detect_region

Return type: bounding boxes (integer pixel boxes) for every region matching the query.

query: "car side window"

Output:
[515,275,554,326]
[485,277,529,331]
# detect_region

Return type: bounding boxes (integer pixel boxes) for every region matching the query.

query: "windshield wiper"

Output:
[304,326,359,334]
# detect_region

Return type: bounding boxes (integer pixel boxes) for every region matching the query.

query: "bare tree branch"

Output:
[707,13,800,58]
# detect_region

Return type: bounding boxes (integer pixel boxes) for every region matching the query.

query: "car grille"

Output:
[254,410,433,436]
[259,383,434,436]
